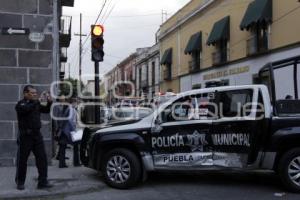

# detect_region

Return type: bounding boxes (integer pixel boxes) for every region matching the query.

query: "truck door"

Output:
[151,92,216,170]
[211,88,261,168]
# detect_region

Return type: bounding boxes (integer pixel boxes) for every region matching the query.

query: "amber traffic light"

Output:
[91,25,104,62]
[92,25,104,36]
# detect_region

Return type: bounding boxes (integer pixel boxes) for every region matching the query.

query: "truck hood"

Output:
[96,114,154,134]
[105,119,141,126]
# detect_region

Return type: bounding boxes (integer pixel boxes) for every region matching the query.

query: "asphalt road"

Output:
[36,170,299,200]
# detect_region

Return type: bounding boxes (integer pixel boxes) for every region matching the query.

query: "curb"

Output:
[0,184,104,199]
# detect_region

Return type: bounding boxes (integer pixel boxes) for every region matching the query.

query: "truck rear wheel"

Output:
[278,148,300,193]
[101,148,142,189]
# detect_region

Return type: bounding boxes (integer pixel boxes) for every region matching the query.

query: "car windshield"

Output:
[111,107,153,121]
[154,93,177,106]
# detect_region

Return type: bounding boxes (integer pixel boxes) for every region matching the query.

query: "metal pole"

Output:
[95,61,101,124]
[294,61,299,99]
[74,14,87,85]
[68,63,71,79]
[269,63,277,115]
[79,13,82,84]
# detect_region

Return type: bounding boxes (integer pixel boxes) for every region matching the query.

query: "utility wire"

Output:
[77,0,109,69]
[69,1,109,71]
[73,0,300,78]
[80,0,251,64]
[81,0,108,48]
[101,3,300,77]
[102,0,119,24]
[81,0,118,61]
[99,0,114,23]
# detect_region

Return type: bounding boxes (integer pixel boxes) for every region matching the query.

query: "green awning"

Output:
[240,0,272,30]
[161,48,172,65]
[207,16,230,46]
[185,32,202,55]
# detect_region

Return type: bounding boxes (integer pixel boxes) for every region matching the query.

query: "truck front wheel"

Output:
[278,148,300,193]
[101,148,142,189]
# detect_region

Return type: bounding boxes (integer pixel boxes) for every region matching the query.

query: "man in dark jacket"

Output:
[56,96,72,168]
[15,85,53,190]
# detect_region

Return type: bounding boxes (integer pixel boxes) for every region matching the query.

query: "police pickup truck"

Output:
[80,84,300,192]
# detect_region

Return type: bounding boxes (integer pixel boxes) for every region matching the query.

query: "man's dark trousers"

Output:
[15,131,48,186]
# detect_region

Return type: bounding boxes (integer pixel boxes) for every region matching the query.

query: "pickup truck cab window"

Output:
[275,100,300,117]
[159,92,217,123]
[217,89,253,118]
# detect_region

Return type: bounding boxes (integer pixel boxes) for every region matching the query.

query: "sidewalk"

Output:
[0,151,104,199]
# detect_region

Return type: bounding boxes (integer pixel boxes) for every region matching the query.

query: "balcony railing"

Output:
[59,63,66,80]
[60,48,68,62]
[189,59,201,73]
[246,36,258,56]
[60,63,66,72]
[59,72,65,80]
[61,0,75,7]
[163,69,172,81]
[60,15,72,47]
[212,49,229,65]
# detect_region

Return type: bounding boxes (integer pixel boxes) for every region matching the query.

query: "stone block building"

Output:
[0,0,74,166]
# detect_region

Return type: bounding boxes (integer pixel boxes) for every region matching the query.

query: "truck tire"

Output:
[278,148,300,193]
[101,148,142,189]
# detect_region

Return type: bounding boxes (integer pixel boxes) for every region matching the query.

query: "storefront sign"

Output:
[203,66,250,81]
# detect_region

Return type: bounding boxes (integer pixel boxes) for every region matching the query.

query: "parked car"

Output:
[110,107,153,121]
[116,98,143,107]
[153,92,177,106]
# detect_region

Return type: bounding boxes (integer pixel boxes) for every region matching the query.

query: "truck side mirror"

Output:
[152,117,163,133]
[155,117,162,125]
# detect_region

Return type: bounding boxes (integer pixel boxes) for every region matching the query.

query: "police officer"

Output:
[15,85,53,190]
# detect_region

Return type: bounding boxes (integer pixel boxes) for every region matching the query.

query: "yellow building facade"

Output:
[159,0,300,98]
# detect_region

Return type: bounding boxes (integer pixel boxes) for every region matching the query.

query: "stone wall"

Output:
[0,0,55,166]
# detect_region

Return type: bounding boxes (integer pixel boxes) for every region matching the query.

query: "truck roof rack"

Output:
[259,55,300,106]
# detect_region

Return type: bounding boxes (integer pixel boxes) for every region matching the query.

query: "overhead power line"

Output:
[99,0,114,23]
[82,0,108,48]
[102,0,118,24]
[110,13,162,18]
[69,0,109,71]
[81,0,118,61]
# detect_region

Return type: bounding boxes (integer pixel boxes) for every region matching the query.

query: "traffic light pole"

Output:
[91,24,104,125]
[95,61,101,124]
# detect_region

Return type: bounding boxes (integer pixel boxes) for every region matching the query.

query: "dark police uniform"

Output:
[15,99,52,186]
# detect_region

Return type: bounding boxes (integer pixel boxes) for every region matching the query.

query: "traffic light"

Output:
[91,25,104,62]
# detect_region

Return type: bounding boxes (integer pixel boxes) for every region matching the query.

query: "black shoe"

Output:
[59,164,68,168]
[17,185,25,190]
[56,156,69,160]
[74,163,81,167]
[37,182,53,189]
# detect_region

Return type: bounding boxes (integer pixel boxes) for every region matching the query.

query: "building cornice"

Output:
[136,51,160,66]
[158,0,215,41]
